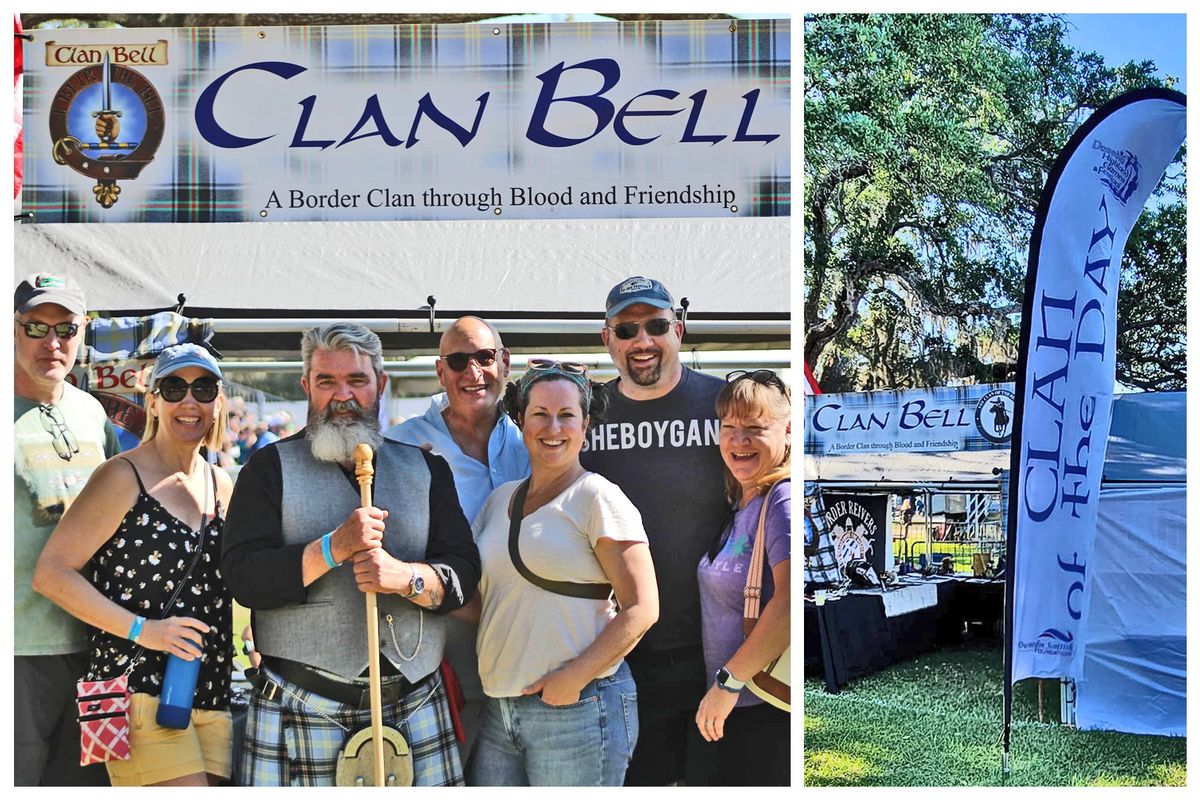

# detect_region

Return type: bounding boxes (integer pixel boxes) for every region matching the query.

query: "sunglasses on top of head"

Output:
[605,317,675,340]
[20,321,80,340]
[726,369,789,395]
[439,348,503,372]
[526,358,588,375]
[154,376,221,404]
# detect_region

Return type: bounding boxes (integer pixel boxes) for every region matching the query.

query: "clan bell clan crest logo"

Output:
[47,41,167,208]
[974,387,1015,445]
[1091,139,1140,205]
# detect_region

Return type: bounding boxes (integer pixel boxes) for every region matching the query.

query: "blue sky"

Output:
[1062,14,1186,92]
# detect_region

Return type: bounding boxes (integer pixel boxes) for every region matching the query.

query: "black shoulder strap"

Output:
[508,479,614,601]
[208,463,223,516]
[118,456,147,494]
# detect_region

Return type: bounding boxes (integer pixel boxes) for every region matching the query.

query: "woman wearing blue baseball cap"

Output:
[454,360,659,786]
[34,344,235,786]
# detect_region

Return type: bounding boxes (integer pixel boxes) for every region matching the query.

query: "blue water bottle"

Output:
[157,653,202,729]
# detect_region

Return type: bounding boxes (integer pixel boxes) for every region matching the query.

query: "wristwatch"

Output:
[715,666,745,693]
[402,563,426,599]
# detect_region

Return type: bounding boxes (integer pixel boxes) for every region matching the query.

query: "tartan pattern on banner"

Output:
[77,675,132,766]
[803,482,842,588]
[804,383,1015,456]
[21,19,789,223]
[82,312,214,365]
[240,667,463,786]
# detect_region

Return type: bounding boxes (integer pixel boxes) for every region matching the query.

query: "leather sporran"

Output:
[742,480,791,712]
[77,674,132,765]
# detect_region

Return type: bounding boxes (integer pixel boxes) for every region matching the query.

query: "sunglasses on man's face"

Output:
[440,348,501,372]
[726,369,789,395]
[606,317,675,340]
[155,376,221,404]
[20,321,80,340]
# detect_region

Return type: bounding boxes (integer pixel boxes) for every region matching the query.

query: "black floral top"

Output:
[86,459,232,710]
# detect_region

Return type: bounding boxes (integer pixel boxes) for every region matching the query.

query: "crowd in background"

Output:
[212,397,295,467]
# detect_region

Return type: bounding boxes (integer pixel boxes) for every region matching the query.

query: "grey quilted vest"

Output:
[254,438,446,682]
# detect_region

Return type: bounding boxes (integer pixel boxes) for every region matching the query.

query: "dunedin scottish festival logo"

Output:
[1017,626,1075,658]
[46,41,167,208]
[974,387,1015,445]
[1091,139,1140,205]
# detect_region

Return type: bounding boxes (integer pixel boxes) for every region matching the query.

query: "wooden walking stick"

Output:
[354,443,386,788]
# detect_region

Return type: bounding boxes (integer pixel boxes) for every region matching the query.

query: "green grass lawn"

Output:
[804,642,1186,786]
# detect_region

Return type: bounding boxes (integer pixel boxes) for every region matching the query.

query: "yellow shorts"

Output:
[105,693,233,786]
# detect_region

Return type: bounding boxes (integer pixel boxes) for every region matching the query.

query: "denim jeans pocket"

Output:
[533,693,600,711]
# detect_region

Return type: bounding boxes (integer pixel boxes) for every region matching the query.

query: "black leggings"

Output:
[685,701,791,786]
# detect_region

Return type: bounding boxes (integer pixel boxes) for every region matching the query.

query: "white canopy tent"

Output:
[14,217,790,357]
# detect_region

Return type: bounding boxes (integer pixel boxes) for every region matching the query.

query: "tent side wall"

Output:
[1076,486,1186,736]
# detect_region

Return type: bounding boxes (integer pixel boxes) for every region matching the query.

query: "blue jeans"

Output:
[465,661,638,786]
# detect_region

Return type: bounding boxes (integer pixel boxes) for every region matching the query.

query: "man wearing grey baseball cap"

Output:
[14,272,120,786]
[580,276,729,785]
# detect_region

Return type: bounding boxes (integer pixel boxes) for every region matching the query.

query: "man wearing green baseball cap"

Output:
[13,272,121,786]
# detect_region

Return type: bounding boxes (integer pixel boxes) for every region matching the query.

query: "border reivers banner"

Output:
[19,19,789,223]
[821,492,888,577]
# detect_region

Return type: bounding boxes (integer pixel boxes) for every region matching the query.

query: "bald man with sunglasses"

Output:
[386,316,530,757]
[13,272,120,786]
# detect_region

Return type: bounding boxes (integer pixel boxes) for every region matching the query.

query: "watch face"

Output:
[412,574,426,594]
[717,668,731,685]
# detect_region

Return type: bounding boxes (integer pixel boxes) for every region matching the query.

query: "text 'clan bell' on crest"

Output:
[47,41,167,208]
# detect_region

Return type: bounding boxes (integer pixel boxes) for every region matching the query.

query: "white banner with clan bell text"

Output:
[21,19,789,223]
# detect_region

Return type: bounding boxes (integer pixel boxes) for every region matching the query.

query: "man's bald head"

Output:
[439,315,503,353]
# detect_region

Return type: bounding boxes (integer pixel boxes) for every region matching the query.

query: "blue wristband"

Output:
[321,531,341,569]
[128,614,146,642]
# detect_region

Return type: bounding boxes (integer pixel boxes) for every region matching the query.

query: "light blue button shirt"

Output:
[386,393,530,524]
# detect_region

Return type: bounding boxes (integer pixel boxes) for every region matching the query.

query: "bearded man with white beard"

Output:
[221,323,479,786]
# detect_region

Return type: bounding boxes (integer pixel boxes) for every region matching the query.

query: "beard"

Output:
[624,348,665,387]
[306,397,383,464]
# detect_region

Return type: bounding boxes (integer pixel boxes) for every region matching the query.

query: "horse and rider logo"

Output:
[46,44,167,208]
[974,387,1015,444]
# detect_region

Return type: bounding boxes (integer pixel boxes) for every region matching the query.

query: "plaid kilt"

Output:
[804,481,842,589]
[240,665,463,786]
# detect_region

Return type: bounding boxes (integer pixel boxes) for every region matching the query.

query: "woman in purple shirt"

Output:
[691,369,790,785]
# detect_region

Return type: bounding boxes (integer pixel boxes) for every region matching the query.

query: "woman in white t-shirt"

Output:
[455,359,659,786]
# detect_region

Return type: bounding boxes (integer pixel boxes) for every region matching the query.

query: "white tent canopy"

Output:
[14,217,790,356]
